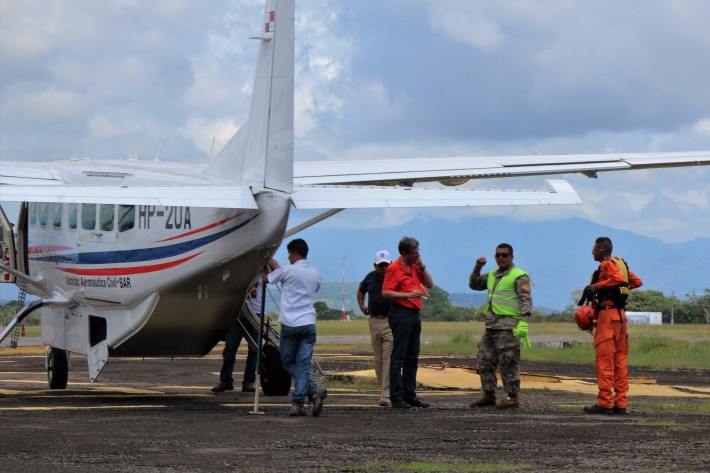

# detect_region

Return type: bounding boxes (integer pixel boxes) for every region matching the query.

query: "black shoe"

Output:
[391,399,411,409]
[613,406,628,415]
[310,388,328,417]
[406,397,430,408]
[584,404,613,415]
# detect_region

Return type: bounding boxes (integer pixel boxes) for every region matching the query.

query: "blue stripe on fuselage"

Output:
[30,214,259,265]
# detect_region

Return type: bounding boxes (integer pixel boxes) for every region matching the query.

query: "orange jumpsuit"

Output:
[592,259,643,409]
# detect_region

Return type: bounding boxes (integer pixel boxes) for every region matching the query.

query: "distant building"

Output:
[626,311,662,325]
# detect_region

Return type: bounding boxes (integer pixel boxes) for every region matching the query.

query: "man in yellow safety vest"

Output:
[468,243,532,409]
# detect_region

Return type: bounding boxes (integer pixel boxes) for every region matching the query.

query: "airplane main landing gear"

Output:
[46,347,69,389]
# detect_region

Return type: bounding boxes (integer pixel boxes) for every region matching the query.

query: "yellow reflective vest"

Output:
[486,267,529,317]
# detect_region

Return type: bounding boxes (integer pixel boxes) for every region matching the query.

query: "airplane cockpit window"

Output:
[118,205,135,232]
[29,202,37,225]
[68,204,78,230]
[99,204,115,232]
[39,202,49,227]
[81,204,96,230]
[52,203,62,228]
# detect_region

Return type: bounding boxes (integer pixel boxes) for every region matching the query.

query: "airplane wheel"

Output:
[47,347,68,389]
[260,345,291,396]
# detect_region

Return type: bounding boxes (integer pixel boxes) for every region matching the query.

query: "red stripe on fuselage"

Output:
[56,252,203,276]
[155,213,243,243]
[29,245,74,254]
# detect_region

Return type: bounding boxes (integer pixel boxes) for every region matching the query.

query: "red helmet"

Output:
[575,305,595,331]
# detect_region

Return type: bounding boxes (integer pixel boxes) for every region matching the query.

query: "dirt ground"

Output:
[1,348,708,473]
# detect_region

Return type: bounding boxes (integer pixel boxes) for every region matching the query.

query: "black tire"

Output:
[47,347,68,389]
[259,345,291,396]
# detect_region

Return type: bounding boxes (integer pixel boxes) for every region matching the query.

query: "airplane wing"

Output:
[290,150,709,209]
[0,160,258,209]
[293,151,710,186]
[292,180,581,209]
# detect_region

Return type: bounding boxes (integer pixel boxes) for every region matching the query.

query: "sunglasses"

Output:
[495,253,511,258]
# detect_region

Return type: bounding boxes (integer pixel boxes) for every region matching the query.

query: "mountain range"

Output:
[2,217,708,312]
[285,216,710,311]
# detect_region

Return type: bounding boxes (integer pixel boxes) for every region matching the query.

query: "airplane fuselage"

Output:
[27,191,290,357]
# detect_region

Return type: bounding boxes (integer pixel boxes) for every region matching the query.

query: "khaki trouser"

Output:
[368,316,393,400]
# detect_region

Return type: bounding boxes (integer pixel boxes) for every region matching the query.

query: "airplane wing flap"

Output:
[0,185,258,209]
[294,151,710,186]
[291,180,581,209]
[0,162,63,185]
[294,161,629,185]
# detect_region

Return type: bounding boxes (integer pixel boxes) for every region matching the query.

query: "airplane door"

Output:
[78,203,117,245]
[0,205,17,283]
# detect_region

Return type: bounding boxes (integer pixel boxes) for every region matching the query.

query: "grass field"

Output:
[315,320,710,369]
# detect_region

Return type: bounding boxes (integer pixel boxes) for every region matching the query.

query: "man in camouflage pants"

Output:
[468,243,532,409]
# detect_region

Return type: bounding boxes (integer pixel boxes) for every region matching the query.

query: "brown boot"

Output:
[469,391,496,408]
[495,395,519,409]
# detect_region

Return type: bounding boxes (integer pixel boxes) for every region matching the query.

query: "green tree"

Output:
[421,285,453,320]
[314,301,330,320]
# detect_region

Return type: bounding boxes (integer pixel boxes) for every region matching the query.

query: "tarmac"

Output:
[2,337,708,399]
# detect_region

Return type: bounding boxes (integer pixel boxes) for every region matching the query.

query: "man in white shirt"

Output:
[264,239,327,417]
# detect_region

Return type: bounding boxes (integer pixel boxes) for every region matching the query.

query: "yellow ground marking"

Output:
[158,385,220,390]
[0,405,168,411]
[0,386,162,395]
[0,379,97,385]
[339,367,710,398]
[0,371,47,378]
[0,347,46,355]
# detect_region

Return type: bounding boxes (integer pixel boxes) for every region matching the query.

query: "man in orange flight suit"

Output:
[584,236,643,415]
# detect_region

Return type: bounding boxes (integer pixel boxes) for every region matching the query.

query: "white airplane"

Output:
[0,0,708,389]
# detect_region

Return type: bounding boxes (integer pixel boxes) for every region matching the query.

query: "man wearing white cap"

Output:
[357,250,393,407]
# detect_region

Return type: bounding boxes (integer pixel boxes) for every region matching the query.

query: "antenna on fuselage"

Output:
[154,139,164,162]
[208,136,216,163]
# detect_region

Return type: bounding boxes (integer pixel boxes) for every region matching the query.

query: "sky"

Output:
[1,0,710,244]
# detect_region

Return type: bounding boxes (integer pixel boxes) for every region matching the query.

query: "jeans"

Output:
[220,312,258,386]
[388,305,421,402]
[279,323,317,404]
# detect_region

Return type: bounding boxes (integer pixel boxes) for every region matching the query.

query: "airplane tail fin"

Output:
[205,0,294,193]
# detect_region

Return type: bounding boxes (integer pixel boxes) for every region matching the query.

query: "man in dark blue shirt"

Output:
[357,250,393,407]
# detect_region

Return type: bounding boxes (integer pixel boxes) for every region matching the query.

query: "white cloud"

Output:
[3,87,86,122]
[427,1,503,52]
[1,0,709,243]
[179,118,239,155]
[694,118,710,135]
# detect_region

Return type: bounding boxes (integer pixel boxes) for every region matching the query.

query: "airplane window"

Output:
[68,204,78,230]
[82,204,96,230]
[39,202,48,227]
[99,204,115,232]
[29,202,37,225]
[52,203,62,228]
[118,205,135,232]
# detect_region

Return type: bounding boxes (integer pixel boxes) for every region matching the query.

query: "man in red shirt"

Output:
[381,236,434,409]
[584,236,643,415]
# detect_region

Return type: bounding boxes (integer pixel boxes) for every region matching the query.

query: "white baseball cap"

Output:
[374,250,391,265]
